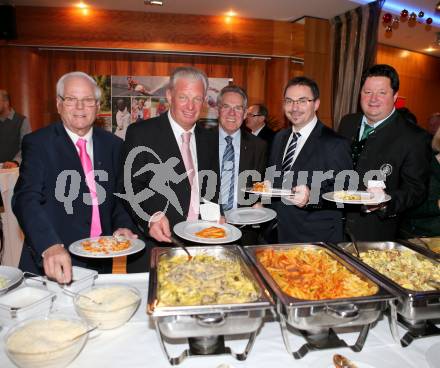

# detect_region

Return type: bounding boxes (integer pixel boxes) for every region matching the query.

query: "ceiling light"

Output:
[144,0,163,5]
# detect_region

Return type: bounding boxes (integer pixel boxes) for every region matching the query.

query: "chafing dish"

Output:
[147,245,273,365]
[244,243,394,359]
[399,237,440,260]
[334,241,440,347]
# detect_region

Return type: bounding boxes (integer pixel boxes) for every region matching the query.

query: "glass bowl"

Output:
[73,284,141,330]
[4,315,90,368]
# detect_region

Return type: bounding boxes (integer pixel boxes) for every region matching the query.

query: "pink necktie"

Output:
[180,132,199,221]
[76,138,102,237]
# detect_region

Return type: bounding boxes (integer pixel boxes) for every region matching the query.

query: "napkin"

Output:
[367,180,386,201]
[199,199,221,222]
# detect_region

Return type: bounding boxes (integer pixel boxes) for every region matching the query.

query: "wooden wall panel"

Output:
[265,58,290,130]
[304,18,332,127]
[377,44,440,130]
[11,6,304,57]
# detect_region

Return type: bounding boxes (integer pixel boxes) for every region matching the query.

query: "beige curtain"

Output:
[331,0,384,130]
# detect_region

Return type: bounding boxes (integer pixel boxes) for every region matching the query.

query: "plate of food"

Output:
[173,221,242,244]
[68,236,145,258]
[225,207,276,225]
[0,266,23,295]
[322,190,391,205]
[242,181,293,197]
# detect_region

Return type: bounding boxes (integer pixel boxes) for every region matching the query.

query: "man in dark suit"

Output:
[338,64,431,241]
[217,86,267,211]
[13,72,137,283]
[245,104,275,151]
[268,76,352,243]
[120,67,219,271]
[216,86,267,244]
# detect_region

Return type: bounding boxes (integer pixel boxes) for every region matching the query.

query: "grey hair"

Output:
[56,71,101,100]
[217,85,248,109]
[168,66,208,95]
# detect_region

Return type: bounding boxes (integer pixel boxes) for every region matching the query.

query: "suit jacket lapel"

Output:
[277,129,291,170]
[292,121,323,171]
[238,131,251,173]
[53,122,84,175]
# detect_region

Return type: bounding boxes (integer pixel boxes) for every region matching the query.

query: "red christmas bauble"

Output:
[401,9,409,18]
[426,17,433,25]
[409,12,417,21]
[383,13,393,23]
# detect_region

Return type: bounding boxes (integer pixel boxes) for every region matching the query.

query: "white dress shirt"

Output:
[168,111,200,208]
[64,126,94,167]
[282,116,318,165]
[359,108,395,140]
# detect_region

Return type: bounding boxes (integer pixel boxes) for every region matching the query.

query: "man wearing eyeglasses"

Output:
[338,64,431,241]
[245,104,275,150]
[216,86,267,205]
[120,66,220,272]
[13,71,137,283]
[268,76,352,243]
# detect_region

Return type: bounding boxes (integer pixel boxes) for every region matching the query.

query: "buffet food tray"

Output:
[244,243,394,358]
[399,237,440,261]
[334,241,440,347]
[334,241,440,322]
[147,245,274,365]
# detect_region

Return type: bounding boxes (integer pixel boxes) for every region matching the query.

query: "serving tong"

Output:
[170,235,193,261]
[345,228,360,258]
[23,271,102,304]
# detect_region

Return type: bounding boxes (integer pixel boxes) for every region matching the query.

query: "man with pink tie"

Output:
[120,66,220,272]
[13,72,137,283]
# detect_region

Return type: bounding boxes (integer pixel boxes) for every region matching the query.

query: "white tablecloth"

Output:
[0,167,24,267]
[0,273,438,368]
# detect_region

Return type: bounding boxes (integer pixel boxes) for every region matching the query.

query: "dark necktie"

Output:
[360,123,374,141]
[220,136,235,211]
[282,132,301,173]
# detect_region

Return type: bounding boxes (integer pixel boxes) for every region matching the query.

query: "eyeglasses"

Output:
[59,95,97,107]
[220,104,245,113]
[283,98,314,107]
[248,113,263,117]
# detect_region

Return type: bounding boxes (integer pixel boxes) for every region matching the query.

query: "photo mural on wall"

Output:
[94,75,230,139]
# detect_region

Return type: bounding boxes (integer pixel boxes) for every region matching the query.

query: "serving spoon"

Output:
[63,289,102,305]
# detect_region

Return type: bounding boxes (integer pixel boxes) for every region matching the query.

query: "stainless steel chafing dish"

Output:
[244,243,394,359]
[147,245,273,365]
[334,241,440,347]
[399,237,440,261]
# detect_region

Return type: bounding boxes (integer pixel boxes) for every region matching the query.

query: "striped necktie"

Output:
[282,132,301,173]
[220,136,235,211]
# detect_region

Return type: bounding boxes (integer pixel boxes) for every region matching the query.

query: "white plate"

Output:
[225,207,276,225]
[322,191,391,205]
[68,236,145,258]
[173,221,242,244]
[0,266,23,295]
[242,187,293,197]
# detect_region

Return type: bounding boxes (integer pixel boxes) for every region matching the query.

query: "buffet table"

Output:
[0,273,438,368]
[0,167,24,267]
